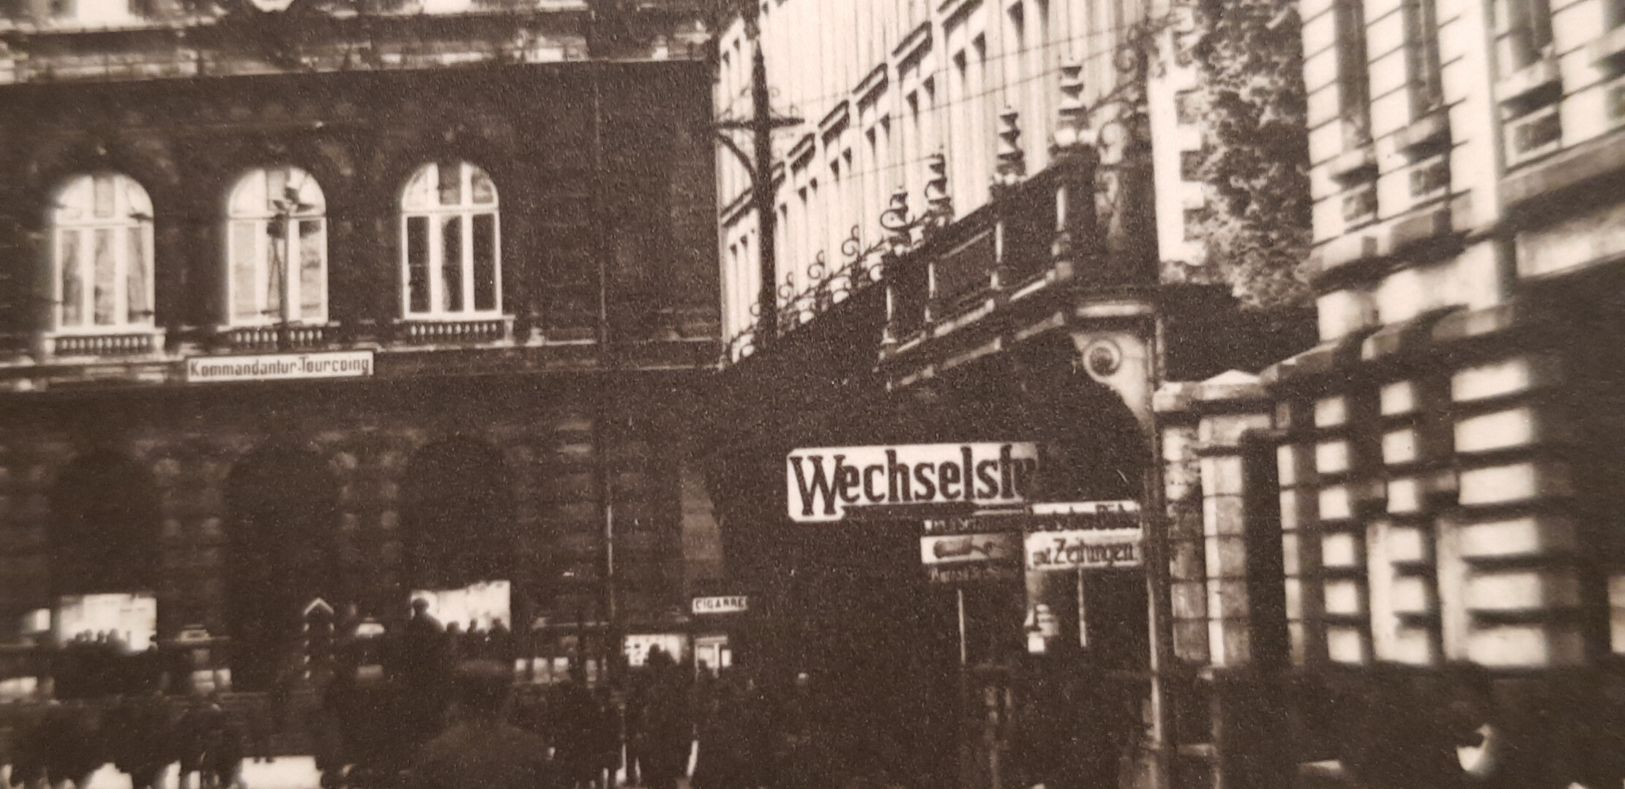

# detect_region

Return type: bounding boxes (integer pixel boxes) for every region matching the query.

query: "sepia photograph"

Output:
[0,0,1621,787]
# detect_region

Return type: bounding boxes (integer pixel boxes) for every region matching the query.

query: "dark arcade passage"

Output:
[401,437,517,594]
[49,450,160,598]
[224,445,343,692]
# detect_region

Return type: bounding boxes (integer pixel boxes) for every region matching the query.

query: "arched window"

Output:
[48,173,154,332]
[226,166,327,327]
[400,161,500,318]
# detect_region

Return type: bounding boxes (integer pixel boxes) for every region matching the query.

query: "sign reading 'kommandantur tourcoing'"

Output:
[786,442,1040,522]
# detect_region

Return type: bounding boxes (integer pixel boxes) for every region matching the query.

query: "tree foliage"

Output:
[1182,0,1313,309]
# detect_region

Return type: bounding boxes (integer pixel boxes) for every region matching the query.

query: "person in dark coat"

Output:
[42,701,102,789]
[640,648,693,788]
[111,691,173,788]
[208,705,247,788]
[550,672,598,788]
[172,696,218,789]
[408,661,553,788]
[623,665,648,787]
[690,672,744,788]
[592,686,623,789]
[776,671,825,788]
[8,710,47,789]
[1340,664,1463,787]
[486,619,514,666]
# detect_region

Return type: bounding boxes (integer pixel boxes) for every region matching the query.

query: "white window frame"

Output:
[224,166,329,328]
[399,161,503,320]
[48,172,155,334]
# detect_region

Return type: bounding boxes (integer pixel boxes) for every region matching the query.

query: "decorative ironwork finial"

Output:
[924,151,952,229]
[881,187,911,251]
[993,105,1026,189]
[1052,59,1093,155]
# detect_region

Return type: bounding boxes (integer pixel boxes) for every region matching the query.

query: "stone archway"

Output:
[224,444,342,692]
[49,449,160,598]
[401,436,517,595]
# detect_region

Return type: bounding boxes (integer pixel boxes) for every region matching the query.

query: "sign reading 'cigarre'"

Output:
[786,442,1039,522]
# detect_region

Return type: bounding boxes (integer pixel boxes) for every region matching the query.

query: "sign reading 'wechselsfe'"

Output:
[186,351,374,383]
[786,443,1040,522]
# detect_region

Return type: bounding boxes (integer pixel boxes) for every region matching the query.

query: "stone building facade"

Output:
[0,0,722,692]
[1154,0,1625,783]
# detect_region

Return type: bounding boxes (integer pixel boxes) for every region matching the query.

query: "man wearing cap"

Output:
[408,660,554,788]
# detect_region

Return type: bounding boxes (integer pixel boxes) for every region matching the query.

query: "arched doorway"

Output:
[401,437,516,626]
[49,450,160,599]
[48,450,162,699]
[225,445,342,692]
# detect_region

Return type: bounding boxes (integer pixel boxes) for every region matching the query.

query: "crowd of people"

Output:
[0,598,889,789]
[310,598,845,788]
[3,692,271,788]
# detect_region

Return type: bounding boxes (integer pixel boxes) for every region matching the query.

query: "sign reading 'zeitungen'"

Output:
[186,351,374,383]
[786,442,1039,523]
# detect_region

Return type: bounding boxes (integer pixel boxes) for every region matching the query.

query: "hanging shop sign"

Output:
[1023,500,1144,571]
[919,532,1021,565]
[186,350,374,383]
[920,531,1024,585]
[786,442,1040,523]
[692,595,749,615]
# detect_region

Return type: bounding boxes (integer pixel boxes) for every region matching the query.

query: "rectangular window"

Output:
[952,50,970,203]
[1176,90,1202,125]
[93,175,114,219]
[438,162,462,206]
[472,214,497,312]
[126,226,147,323]
[59,231,82,327]
[1499,0,1554,73]
[1181,149,1207,182]
[1028,0,1051,168]
[231,221,259,323]
[265,168,288,210]
[904,91,921,209]
[1334,0,1372,147]
[439,215,463,313]
[1403,0,1443,114]
[406,216,430,314]
[471,169,496,205]
[92,228,116,326]
[1183,207,1208,242]
[298,219,324,321]
[264,225,285,322]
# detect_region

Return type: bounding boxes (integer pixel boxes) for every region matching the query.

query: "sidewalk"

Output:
[82,756,322,789]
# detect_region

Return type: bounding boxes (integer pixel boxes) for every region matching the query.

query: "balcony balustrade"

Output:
[41,330,164,359]
[217,324,332,351]
[392,316,514,346]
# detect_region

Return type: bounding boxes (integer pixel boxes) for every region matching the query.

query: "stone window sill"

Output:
[1590,25,1625,65]
[1496,57,1561,106]
[1393,110,1451,156]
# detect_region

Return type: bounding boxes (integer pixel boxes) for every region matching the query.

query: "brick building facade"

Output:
[0,0,723,693]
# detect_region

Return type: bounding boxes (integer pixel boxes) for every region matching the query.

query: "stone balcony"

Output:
[215,324,334,352]
[391,316,514,347]
[36,329,166,360]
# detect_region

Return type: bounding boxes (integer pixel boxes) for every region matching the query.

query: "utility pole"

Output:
[714,4,799,350]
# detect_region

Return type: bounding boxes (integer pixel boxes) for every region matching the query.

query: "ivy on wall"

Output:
[1177,0,1314,310]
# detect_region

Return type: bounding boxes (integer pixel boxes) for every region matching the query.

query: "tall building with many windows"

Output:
[698,0,1317,786]
[712,0,1214,359]
[1159,0,1625,783]
[0,0,721,699]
